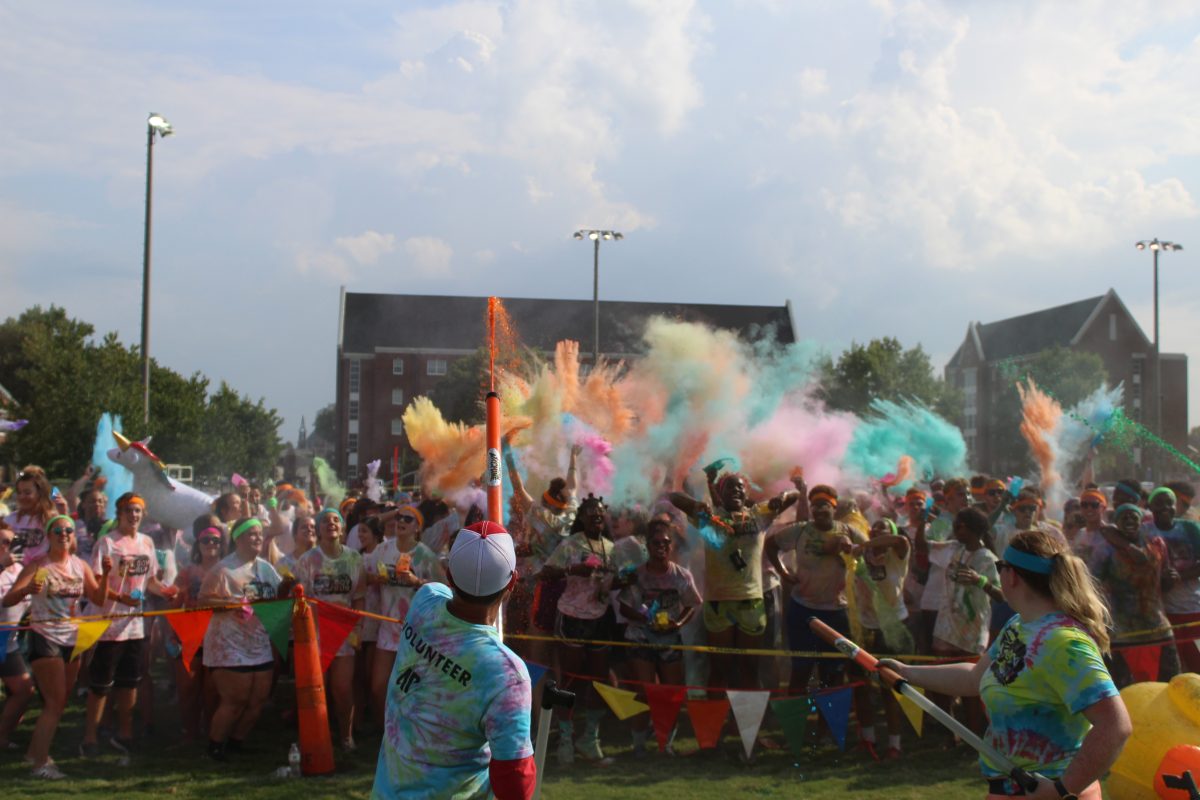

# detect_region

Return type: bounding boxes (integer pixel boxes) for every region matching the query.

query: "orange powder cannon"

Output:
[486,391,503,526]
[291,585,335,775]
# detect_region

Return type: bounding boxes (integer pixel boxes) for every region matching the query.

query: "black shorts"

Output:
[215,661,274,674]
[89,638,144,694]
[28,631,72,663]
[555,607,616,651]
[0,647,29,677]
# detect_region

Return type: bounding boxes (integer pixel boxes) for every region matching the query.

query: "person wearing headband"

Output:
[911,477,969,657]
[1093,504,1180,687]
[198,516,287,761]
[1071,488,1109,575]
[372,521,534,800]
[767,484,865,701]
[80,491,177,761]
[881,529,1130,800]
[991,492,1064,640]
[171,514,227,744]
[296,507,365,752]
[1145,486,1200,673]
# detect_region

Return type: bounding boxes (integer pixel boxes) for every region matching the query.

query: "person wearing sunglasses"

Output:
[366,505,442,722]
[1070,489,1109,575]
[881,529,1129,800]
[3,515,112,779]
[169,515,227,743]
[0,521,34,753]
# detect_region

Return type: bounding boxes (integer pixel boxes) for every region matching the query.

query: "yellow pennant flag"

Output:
[592,681,648,721]
[71,620,112,661]
[892,687,925,737]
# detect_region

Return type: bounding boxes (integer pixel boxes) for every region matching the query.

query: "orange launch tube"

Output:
[485,391,503,525]
[291,585,335,775]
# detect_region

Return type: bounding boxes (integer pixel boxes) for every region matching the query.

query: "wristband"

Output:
[976,575,988,589]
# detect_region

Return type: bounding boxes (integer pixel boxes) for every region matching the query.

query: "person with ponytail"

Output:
[881,530,1131,799]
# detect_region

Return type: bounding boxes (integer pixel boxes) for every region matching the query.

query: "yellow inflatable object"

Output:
[1109,673,1200,800]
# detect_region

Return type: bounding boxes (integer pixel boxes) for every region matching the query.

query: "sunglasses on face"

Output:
[50,526,74,536]
[996,561,1011,572]
[1080,501,1102,509]
[397,515,416,524]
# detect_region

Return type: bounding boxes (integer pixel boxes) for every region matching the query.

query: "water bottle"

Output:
[288,743,301,777]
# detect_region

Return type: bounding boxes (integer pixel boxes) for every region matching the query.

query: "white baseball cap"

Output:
[447,520,516,597]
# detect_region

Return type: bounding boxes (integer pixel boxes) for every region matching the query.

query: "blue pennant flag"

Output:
[813,686,853,750]
[0,628,12,665]
[524,660,548,689]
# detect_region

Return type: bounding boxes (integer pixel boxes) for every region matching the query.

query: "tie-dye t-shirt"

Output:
[979,612,1118,783]
[372,583,532,800]
[366,539,444,652]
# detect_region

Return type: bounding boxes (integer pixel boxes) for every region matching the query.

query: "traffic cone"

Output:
[292,585,335,775]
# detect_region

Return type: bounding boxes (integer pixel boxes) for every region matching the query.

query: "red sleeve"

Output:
[489,755,536,800]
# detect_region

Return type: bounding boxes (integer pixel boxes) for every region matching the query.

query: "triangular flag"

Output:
[1121,643,1162,683]
[686,699,730,749]
[167,609,213,675]
[770,696,812,760]
[893,687,924,737]
[524,661,548,689]
[592,681,648,721]
[251,599,295,658]
[71,619,112,660]
[813,687,853,750]
[645,684,686,752]
[0,629,11,665]
[727,689,770,759]
[313,600,361,672]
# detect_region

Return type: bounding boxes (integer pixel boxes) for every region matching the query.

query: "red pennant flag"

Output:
[314,600,361,672]
[645,684,686,752]
[1121,643,1162,683]
[167,609,213,675]
[686,698,730,749]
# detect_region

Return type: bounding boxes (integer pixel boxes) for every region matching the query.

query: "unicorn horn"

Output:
[113,431,132,451]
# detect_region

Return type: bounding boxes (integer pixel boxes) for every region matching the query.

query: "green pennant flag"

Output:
[770,696,812,761]
[251,599,294,656]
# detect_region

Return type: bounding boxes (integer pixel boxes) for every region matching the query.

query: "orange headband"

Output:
[1081,490,1107,506]
[542,491,568,511]
[809,492,838,508]
[986,479,1006,491]
[397,504,424,529]
[119,495,145,510]
[906,491,927,504]
[1013,497,1043,509]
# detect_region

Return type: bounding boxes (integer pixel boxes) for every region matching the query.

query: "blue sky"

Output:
[2,0,1199,446]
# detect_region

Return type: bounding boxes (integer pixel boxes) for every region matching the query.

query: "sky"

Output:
[2,0,1199,447]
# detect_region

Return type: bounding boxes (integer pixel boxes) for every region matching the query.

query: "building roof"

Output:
[973,295,1106,362]
[340,293,795,355]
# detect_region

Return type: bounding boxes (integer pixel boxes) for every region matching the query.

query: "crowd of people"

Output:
[0,453,1196,787]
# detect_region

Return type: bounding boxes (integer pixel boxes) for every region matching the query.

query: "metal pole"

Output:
[141,124,155,427]
[1153,246,1161,471]
[592,237,600,367]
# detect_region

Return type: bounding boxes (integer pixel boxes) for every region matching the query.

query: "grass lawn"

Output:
[0,683,999,799]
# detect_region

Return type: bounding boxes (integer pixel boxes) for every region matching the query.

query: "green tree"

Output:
[430,347,545,425]
[819,337,962,423]
[990,346,1110,476]
[312,403,335,444]
[197,383,283,478]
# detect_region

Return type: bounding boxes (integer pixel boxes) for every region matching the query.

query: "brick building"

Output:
[334,291,796,482]
[944,289,1188,477]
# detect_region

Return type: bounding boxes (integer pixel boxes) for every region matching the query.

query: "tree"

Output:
[819,337,962,423]
[312,403,336,444]
[989,346,1110,477]
[430,346,545,425]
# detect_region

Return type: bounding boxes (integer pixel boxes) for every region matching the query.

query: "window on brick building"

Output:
[427,358,448,376]
[392,388,404,406]
[349,359,361,392]
[392,357,404,375]
[391,418,403,436]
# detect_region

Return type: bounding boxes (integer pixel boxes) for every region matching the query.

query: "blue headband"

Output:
[1116,503,1143,519]
[1002,545,1054,575]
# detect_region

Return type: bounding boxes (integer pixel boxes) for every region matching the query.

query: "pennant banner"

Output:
[592,681,649,721]
[893,688,924,737]
[252,599,295,658]
[770,696,812,760]
[313,600,361,672]
[71,619,112,660]
[686,699,729,749]
[0,629,11,665]
[814,687,853,751]
[167,609,213,674]
[645,684,686,752]
[727,689,770,759]
[523,661,548,689]
[1122,643,1162,684]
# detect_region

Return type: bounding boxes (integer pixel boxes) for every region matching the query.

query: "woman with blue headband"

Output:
[881,529,1130,800]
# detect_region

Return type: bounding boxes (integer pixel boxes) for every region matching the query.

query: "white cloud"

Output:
[796,67,828,97]
[403,236,453,275]
[336,230,397,265]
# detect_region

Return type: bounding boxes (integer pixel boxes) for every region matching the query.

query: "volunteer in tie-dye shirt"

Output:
[372,521,534,800]
[296,508,365,751]
[880,530,1130,800]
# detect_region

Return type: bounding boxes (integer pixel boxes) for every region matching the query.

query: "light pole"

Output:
[1135,238,1183,476]
[573,229,622,366]
[142,112,173,426]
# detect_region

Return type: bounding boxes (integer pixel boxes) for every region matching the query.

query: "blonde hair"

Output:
[1008,530,1111,653]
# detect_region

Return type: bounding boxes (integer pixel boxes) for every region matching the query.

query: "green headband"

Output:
[880,518,899,536]
[44,514,75,535]
[316,508,344,525]
[231,518,262,541]
[1116,503,1143,519]
[1148,487,1177,506]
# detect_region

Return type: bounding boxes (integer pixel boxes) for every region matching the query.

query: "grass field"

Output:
[0,682,1003,800]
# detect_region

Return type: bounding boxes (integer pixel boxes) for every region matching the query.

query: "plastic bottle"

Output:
[288,742,301,777]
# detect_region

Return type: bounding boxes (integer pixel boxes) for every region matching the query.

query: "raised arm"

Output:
[504,452,534,510]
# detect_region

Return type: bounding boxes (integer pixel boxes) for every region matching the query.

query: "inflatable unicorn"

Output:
[107,431,215,531]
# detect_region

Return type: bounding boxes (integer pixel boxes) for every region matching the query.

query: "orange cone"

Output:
[292,585,335,775]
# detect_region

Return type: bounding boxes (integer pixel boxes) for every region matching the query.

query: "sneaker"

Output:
[78,741,100,759]
[556,736,574,767]
[110,735,134,765]
[341,737,357,753]
[31,761,66,780]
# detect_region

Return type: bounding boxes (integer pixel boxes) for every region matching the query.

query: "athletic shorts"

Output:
[555,607,616,651]
[703,598,766,636]
[28,631,72,663]
[785,599,849,685]
[215,661,274,674]
[628,634,684,665]
[0,647,29,677]
[89,638,144,694]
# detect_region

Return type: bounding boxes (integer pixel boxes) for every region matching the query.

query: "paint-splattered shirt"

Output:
[979,612,1118,783]
[372,583,532,800]
[366,539,444,652]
